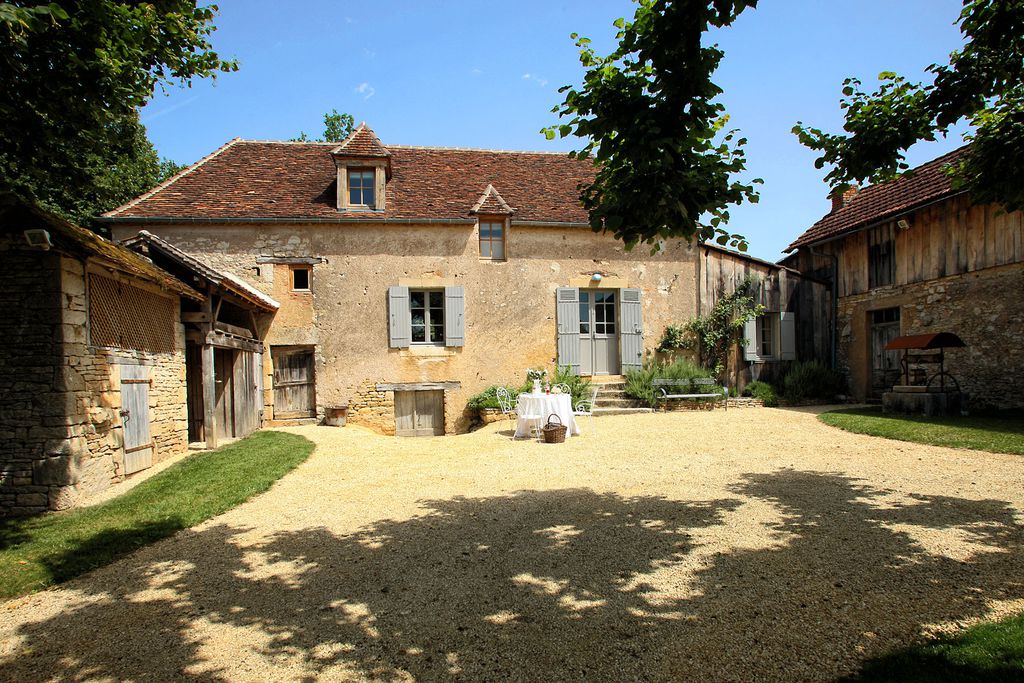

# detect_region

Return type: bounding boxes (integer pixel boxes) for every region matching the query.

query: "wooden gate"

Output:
[273,348,316,418]
[120,364,153,475]
[232,350,261,438]
[394,390,444,437]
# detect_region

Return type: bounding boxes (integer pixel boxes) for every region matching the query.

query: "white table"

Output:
[514,393,581,439]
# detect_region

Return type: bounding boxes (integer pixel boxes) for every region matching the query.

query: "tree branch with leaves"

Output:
[794,0,1024,210]
[544,0,761,252]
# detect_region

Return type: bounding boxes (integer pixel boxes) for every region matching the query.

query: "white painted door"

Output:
[579,290,619,375]
[120,364,153,475]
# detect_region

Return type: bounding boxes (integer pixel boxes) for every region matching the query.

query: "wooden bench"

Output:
[652,378,728,410]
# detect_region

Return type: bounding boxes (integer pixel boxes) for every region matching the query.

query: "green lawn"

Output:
[0,431,314,600]
[846,611,1024,682]
[819,408,1024,455]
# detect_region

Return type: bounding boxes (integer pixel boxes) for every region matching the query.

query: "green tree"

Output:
[292,109,355,143]
[0,1,236,222]
[794,0,1024,209]
[544,0,761,252]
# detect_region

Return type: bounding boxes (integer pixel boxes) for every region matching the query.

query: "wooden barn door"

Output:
[120,364,153,474]
[214,348,236,440]
[272,348,316,419]
[232,350,260,438]
[394,390,444,437]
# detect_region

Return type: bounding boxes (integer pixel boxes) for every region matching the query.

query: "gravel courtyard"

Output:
[2,407,1023,682]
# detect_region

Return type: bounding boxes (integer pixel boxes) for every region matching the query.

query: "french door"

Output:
[579,290,620,375]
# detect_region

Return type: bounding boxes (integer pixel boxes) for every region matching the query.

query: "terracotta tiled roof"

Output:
[786,145,970,251]
[470,184,515,215]
[331,122,391,158]
[104,138,595,224]
[1,194,203,301]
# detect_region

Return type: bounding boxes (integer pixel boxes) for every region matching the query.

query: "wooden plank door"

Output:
[231,350,260,438]
[185,342,204,443]
[870,308,901,397]
[395,390,443,437]
[215,348,235,440]
[120,364,153,474]
[273,349,315,418]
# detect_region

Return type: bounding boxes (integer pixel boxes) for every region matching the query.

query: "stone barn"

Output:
[0,197,200,515]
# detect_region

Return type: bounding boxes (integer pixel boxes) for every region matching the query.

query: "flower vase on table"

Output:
[532,379,542,394]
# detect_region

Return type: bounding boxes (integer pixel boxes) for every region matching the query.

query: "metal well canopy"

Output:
[884,332,966,351]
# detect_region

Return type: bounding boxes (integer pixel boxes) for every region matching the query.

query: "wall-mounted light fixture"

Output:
[24,229,52,250]
[896,217,912,231]
[591,272,603,282]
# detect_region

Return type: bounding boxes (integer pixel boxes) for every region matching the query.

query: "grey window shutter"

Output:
[556,287,581,375]
[779,311,796,360]
[743,316,759,361]
[619,288,643,373]
[444,286,465,347]
[388,286,411,348]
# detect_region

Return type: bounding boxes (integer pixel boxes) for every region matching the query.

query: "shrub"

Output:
[782,361,845,403]
[518,366,593,406]
[744,380,778,407]
[466,385,519,410]
[624,358,717,408]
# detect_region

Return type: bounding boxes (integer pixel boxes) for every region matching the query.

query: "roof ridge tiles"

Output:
[104,137,243,217]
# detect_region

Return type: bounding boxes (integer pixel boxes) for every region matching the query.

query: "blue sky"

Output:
[142,0,971,260]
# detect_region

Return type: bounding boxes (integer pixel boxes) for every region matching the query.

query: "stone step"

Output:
[593,406,654,416]
[597,396,646,407]
[266,417,318,427]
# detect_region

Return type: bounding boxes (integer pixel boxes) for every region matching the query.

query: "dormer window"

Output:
[348,168,375,207]
[331,122,392,212]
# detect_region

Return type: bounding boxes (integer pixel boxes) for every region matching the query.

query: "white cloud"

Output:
[522,73,548,87]
[355,82,376,100]
[363,48,376,59]
[470,68,483,76]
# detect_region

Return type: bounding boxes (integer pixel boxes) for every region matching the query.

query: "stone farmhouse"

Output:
[783,146,1024,408]
[102,123,828,436]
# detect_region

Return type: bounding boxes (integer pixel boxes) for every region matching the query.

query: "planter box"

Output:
[479,408,514,424]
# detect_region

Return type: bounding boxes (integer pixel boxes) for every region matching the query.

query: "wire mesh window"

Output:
[89,274,176,352]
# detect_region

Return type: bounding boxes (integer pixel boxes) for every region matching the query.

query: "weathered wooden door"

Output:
[120,364,153,475]
[870,307,901,397]
[214,348,236,440]
[394,390,444,436]
[232,350,260,438]
[273,348,316,418]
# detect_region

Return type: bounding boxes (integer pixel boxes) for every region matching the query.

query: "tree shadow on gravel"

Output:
[3,473,1024,682]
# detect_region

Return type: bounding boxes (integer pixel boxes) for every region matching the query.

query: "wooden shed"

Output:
[122,231,279,448]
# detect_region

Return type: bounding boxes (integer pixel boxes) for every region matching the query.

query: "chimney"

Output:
[829,185,859,212]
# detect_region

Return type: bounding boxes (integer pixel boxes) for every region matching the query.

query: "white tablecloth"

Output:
[514,393,581,439]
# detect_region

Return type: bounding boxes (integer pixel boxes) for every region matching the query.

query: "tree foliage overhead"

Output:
[794,0,1024,210]
[0,1,237,222]
[545,0,761,252]
[292,109,355,143]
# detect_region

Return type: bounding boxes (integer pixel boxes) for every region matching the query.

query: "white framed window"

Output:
[745,312,796,362]
[291,266,311,291]
[409,290,445,344]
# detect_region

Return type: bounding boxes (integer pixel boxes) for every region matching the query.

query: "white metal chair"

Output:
[573,387,598,431]
[553,382,571,395]
[495,387,516,415]
[515,393,545,441]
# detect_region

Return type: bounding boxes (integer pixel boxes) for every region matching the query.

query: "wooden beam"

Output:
[201,290,218,450]
[375,381,461,392]
[182,312,211,323]
[255,256,324,265]
[214,321,253,338]
[206,331,263,354]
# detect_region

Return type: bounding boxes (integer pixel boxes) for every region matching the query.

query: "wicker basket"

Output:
[542,413,567,443]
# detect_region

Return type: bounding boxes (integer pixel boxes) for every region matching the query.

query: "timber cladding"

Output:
[88,273,176,353]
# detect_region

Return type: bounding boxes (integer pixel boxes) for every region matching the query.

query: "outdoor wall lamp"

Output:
[591,272,603,282]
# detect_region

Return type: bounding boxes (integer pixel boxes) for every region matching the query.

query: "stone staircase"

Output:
[587,376,653,417]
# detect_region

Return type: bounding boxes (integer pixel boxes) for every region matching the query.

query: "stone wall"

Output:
[0,242,64,514]
[348,379,395,435]
[0,246,189,515]
[837,262,1024,408]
